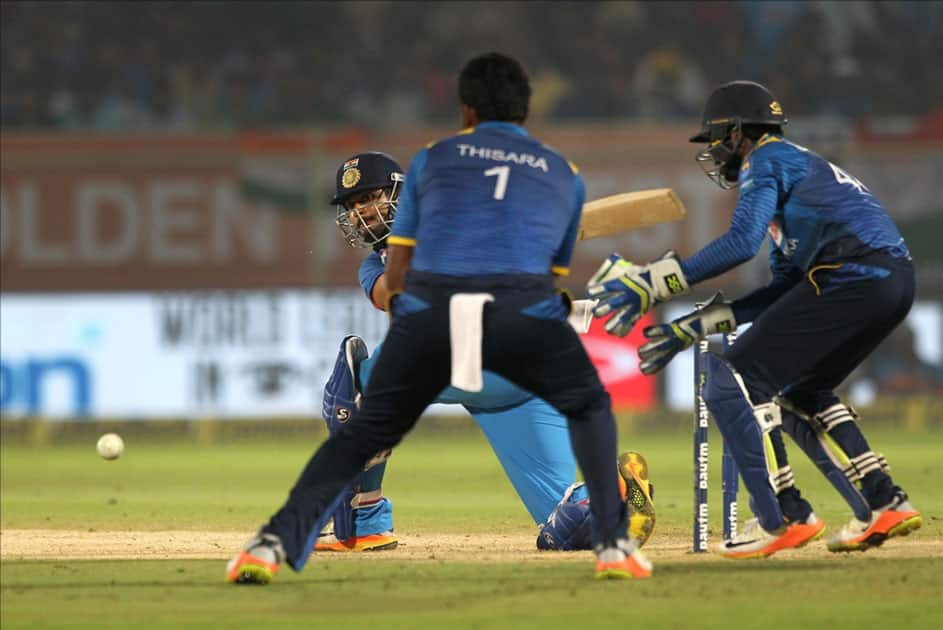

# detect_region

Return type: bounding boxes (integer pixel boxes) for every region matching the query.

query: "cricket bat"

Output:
[577,188,686,240]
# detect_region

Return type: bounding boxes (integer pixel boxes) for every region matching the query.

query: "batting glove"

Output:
[586,251,691,338]
[638,292,736,375]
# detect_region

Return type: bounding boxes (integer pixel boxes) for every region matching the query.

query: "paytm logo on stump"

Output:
[0,356,92,417]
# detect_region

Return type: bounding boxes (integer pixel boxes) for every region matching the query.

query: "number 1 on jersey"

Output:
[484,165,509,200]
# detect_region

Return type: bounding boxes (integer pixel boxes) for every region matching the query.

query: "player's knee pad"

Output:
[784,398,890,480]
[777,397,881,521]
[322,336,395,540]
[322,335,368,434]
[702,352,784,532]
[778,402,872,522]
[536,484,593,551]
[323,336,391,466]
[811,402,889,483]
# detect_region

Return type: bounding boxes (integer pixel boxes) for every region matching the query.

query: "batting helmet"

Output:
[332,151,405,248]
[330,152,404,206]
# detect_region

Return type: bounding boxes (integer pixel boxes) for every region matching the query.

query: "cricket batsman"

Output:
[587,80,922,558]
[316,151,655,554]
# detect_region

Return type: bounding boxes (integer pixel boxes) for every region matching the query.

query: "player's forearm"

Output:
[384,244,413,296]
[680,184,777,284]
[679,231,756,284]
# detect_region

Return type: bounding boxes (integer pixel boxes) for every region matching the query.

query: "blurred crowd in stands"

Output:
[2,0,942,131]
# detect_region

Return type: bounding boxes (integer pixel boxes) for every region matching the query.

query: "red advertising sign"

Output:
[580,312,656,411]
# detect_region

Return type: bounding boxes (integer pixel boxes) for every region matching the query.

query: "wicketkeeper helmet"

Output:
[689,80,787,144]
[690,81,787,189]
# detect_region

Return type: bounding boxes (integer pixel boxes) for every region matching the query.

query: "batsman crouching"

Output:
[227,52,650,584]
[318,150,654,552]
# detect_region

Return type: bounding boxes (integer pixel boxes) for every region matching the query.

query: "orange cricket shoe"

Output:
[827,491,922,552]
[594,538,653,580]
[719,513,825,559]
[226,533,284,585]
[314,531,399,552]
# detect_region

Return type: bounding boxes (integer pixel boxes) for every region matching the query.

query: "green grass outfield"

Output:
[2,424,941,629]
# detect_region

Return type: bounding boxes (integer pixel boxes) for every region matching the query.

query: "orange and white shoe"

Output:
[594,538,653,580]
[827,492,922,552]
[618,451,656,547]
[719,513,825,559]
[226,533,284,584]
[314,531,399,552]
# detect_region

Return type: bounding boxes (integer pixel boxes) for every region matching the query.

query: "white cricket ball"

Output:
[96,433,124,460]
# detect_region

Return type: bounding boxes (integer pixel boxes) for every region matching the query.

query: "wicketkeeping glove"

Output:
[638,292,736,375]
[586,251,691,337]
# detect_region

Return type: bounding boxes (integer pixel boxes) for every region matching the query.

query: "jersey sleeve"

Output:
[730,245,802,323]
[358,251,386,301]
[679,156,779,285]
[551,171,585,276]
[387,148,428,248]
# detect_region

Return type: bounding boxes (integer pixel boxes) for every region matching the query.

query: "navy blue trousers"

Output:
[264,272,626,568]
[725,252,914,509]
[726,252,914,407]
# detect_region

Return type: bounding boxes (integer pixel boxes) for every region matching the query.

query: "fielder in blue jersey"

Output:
[588,81,922,558]
[314,151,655,554]
[227,53,653,584]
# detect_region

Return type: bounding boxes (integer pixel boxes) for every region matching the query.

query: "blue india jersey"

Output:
[388,121,585,278]
[358,250,385,304]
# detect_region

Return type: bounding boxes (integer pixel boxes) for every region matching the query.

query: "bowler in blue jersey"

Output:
[226,52,652,584]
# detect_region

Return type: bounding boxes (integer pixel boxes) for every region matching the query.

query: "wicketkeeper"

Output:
[587,80,922,558]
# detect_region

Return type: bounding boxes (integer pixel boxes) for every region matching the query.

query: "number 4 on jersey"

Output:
[484,165,509,200]
[828,162,869,194]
